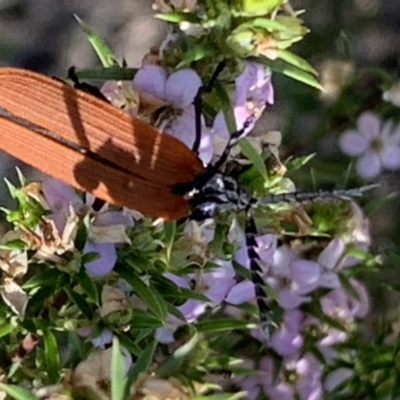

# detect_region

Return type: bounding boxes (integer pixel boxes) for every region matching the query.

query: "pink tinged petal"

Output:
[270,327,303,357]
[356,152,381,179]
[380,145,400,170]
[226,281,255,304]
[338,131,369,156]
[357,111,381,140]
[165,69,202,108]
[132,65,167,100]
[84,242,117,277]
[325,367,354,392]
[279,289,310,309]
[178,299,206,323]
[318,238,345,271]
[290,260,320,294]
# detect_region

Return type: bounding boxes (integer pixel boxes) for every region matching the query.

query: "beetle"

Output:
[0,67,375,334]
[0,67,205,220]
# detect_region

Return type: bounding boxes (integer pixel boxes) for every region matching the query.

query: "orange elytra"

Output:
[0,68,205,220]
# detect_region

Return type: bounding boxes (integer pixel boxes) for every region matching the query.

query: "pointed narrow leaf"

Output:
[0,384,39,400]
[239,138,267,178]
[116,266,168,319]
[196,319,257,332]
[74,15,116,67]
[277,49,318,75]
[124,341,157,398]
[111,338,126,400]
[43,330,60,384]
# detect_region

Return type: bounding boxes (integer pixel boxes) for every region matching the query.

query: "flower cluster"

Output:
[0,1,381,400]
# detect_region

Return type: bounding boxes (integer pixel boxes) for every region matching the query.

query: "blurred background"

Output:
[0,0,398,331]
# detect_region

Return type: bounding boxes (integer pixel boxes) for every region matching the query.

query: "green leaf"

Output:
[76,269,99,305]
[286,154,315,170]
[65,288,94,320]
[196,319,257,333]
[74,14,116,68]
[0,384,39,400]
[117,335,141,357]
[158,334,200,377]
[155,11,200,24]
[25,286,57,316]
[124,341,157,397]
[43,330,60,384]
[0,239,28,250]
[23,269,65,290]
[252,17,287,31]
[164,221,177,258]
[276,49,317,75]
[239,138,267,179]
[130,310,164,329]
[116,266,168,320]
[0,322,12,338]
[74,67,136,81]
[251,56,322,90]
[15,167,26,187]
[111,338,126,400]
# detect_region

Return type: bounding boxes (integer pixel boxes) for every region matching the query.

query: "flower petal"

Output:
[356,152,381,179]
[380,145,400,170]
[84,242,117,277]
[132,65,167,100]
[165,69,202,107]
[357,112,380,140]
[338,131,368,156]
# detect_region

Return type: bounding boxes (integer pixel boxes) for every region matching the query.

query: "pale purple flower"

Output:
[260,353,323,400]
[339,111,400,179]
[213,62,274,156]
[132,65,213,163]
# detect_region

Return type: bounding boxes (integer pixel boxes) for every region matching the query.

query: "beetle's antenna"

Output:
[210,116,255,173]
[258,184,379,207]
[192,61,226,154]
